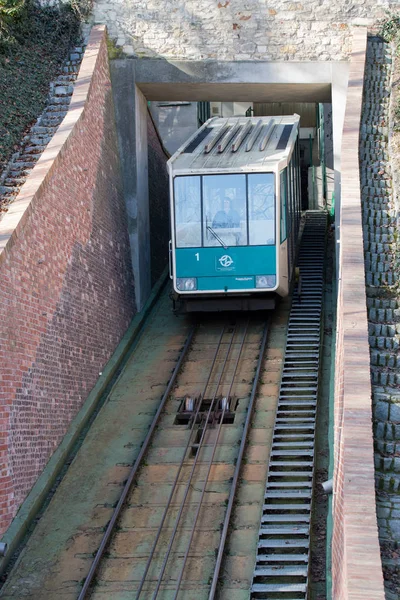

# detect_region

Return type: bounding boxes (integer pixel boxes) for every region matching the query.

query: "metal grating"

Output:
[251,210,327,600]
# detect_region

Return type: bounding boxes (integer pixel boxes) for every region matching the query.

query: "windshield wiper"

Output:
[207,226,228,249]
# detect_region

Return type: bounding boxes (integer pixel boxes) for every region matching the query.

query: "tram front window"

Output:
[203,174,247,247]
[174,173,275,249]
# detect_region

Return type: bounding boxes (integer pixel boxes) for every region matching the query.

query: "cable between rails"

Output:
[150,321,247,600]
[172,319,251,600]
[135,325,228,599]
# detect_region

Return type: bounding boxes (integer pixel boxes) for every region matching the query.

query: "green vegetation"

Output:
[380,14,400,50]
[380,15,400,133]
[0,1,91,171]
[106,36,125,60]
[0,0,26,46]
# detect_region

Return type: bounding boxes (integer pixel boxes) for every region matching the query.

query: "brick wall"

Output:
[332,28,385,599]
[0,25,135,534]
[92,0,399,61]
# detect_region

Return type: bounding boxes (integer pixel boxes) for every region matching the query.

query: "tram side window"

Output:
[203,174,247,247]
[248,173,275,246]
[174,176,201,248]
[280,169,287,243]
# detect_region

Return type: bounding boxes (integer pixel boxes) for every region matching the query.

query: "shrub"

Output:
[380,14,400,54]
[0,0,26,45]
[0,0,84,168]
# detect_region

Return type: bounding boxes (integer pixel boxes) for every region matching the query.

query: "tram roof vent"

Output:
[245,119,264,152]
[204,122,230,154]
[259,119,276,152]
[217,122,241,153]
[231,120,252,152]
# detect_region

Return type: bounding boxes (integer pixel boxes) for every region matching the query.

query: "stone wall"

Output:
[93,0,398,61]
[363,39,400,600]
[0,26,135,534]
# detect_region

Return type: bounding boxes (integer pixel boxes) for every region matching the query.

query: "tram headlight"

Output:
[256,275,276,289]
[176,277,197,291]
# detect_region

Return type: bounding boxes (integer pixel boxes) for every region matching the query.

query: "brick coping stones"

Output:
[333,27,385,600]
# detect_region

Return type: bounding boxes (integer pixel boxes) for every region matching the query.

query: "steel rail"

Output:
[150,397,218,600]
[173,320,252,599]
[135,326,228,599]
[77,325,197,600]
[151,323,242,600]
[208,318,270,599]
[221,319,250,403]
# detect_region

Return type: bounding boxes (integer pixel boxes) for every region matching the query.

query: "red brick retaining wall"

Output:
[0,25,135,534]
[332,28,385,599]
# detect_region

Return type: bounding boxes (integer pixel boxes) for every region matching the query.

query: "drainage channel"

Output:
[252,210,327,600]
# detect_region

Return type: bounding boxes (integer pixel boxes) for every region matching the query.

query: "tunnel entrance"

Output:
[110,58,348,309]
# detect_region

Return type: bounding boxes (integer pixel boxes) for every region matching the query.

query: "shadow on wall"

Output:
[147,111,170,285]
[149,102,198,155]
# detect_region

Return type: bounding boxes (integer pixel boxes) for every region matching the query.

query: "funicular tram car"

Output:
[168,115,302,313]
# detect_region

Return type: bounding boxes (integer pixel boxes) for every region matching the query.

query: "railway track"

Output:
[78,316,271,599]
[78,212,326,600]
[0,212,327,600]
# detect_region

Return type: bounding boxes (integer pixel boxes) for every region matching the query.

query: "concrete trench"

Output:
[3,21,398,597]
[361,37,400,599]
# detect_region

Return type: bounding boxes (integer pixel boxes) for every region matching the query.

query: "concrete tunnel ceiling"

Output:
[138,83,331,103]
[132,59,346,102]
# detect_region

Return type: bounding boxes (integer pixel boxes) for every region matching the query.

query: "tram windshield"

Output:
[174,173,275,248]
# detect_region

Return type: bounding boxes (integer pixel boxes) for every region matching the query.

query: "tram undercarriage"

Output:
[171,291,277,313]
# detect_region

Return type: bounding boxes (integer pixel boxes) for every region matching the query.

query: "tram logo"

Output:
[219,255,234,268]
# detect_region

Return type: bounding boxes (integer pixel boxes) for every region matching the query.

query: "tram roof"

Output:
[168,115,300,175]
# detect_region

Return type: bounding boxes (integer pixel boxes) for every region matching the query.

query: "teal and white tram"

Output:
[168,115,301,312]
